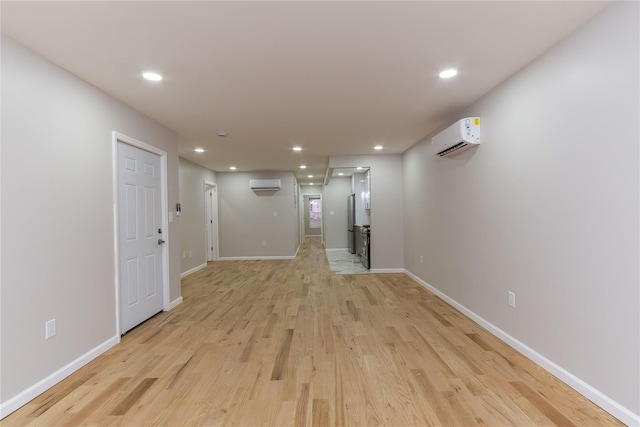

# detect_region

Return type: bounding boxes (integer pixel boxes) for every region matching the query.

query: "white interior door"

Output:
[205,183,219,261]
[118,141,164,333]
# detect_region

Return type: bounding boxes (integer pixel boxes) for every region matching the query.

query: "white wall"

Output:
[1,36,181,412]
[403,2,639,422]
[300,185,321,196]
[329,154,403,270]
[322,177,352,249]
[217,171,299,258]
[178,158,216,274]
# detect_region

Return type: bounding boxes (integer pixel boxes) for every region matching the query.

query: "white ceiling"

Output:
[1,1,612,184]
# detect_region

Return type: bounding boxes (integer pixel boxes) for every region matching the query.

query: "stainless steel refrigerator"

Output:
[347,194,355,253]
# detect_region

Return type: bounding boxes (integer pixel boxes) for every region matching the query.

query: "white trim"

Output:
[370,268,404,274]
[112,131,171,337]
[169,297,183,310]
[293,244,300,259]
[203,181,219,262]
[181,263,207,278]
[111,139,121,336]
[219,256,296,261]
[0,336,119,419]
[403,269,640,427]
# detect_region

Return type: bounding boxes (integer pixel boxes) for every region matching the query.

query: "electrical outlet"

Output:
[263,241,267,247]
[508,292,516,308]
[420,255,424,264]
[45,319,56,339]
[273,211,277,217]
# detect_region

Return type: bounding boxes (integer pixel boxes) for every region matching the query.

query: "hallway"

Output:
[4,238,622,426]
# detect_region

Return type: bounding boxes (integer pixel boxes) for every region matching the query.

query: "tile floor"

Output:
[325,248,369,274]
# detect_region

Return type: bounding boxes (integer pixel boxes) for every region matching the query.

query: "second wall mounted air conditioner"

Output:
[250,179,281,191]
[432,117,481,157]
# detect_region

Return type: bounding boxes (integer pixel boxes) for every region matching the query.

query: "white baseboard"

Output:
[370,268,404,274]
[218,256,295,261]
[180,263,207,278]
[168,296,183,310]
[403,270,640,427]
[0,335,119,419]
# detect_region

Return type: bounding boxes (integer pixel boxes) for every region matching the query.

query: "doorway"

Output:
[113,132,169,335]
[204,182,219,261]
[303,195,322,237]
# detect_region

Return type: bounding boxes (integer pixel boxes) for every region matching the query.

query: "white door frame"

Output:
[204,181,219,261]
[300,191,323,243]
[298,192,304,245]
[112,131,170,337]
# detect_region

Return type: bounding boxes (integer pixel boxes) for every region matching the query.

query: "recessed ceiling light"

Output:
[308,175,313,178]
[309,183,314,186]
[142,71,163,81]
[374,145,383,150]
[356,167,363,170]
[293,146,302,152]
[300,165,307,169]
[338,173,344,176]
[217,131,227,137]
[229,166,237,170]
[439,68,458,79]
[194,148,205,153]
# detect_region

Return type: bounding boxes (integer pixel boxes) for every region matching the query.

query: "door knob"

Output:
[158,239,166,245]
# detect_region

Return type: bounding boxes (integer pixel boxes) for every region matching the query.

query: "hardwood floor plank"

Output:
[271,329,294,381]
[110,378,157,416]
[294,383,310,427]
[312,398,329,427]
[510,380,578,427]
[64,377,131,425]
[2,237,624,427]
[27,372,97,418]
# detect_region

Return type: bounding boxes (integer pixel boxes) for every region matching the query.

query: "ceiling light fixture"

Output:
[439,68,458,79]
[338,173,344,176]
[374,145,383,150]
[308,175,313,178]
[293,146,302,152]
[142,71,163,82]
[356,167,363,170]
[194,148,205,153]
[300,165,307,169]
[217,131,227,137]
[229,166,237,170]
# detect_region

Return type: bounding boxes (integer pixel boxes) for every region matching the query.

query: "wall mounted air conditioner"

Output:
[250,179,281,191]
[432,117,481,157]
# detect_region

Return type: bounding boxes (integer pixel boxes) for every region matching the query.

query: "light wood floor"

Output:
[4,237,623,426]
